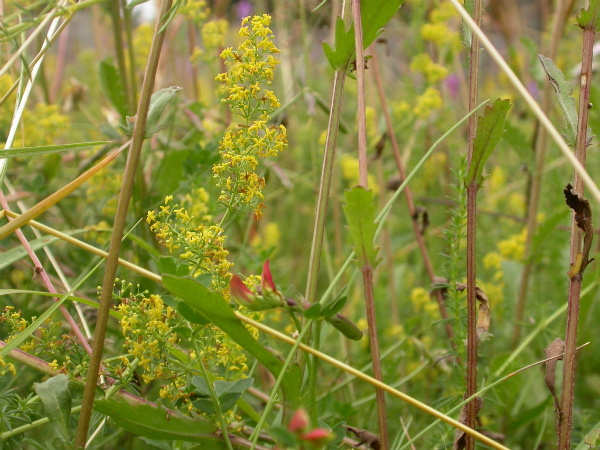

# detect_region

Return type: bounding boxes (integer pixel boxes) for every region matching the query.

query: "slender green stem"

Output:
[249,321,312,450]
[108,0,131,113]
[194,341,234,450]
[512,0,574,346]
[74,0,173,446]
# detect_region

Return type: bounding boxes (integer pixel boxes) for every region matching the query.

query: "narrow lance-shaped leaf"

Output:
[34,374,72,445]
[0,141,111,159]
[161,275,302,408]
[323,0,403,71]
[539,55,578,147]
[343,186,380,268]
[99,58,128,119]
[464,98,511,188]
[577,0,600,31]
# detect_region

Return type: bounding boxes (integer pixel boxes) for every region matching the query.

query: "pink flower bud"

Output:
[261,260,283,306]
[230,275,256,306]
[288,408,310,433]
[300,428,334,446]
[261,259,277,294]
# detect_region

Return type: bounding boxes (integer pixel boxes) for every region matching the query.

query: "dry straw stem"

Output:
[448,0,600,206]
[0,141,129,241]
[1,210,159,281]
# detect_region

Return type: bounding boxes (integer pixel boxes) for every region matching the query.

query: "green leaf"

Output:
[99,58,128,119]
[156,256,189,277]
[176,301,209,326]
[464,98,511,188]
[94,397,225,444]
[304,303,322,319]
[324,314,363,341]
[34,374,72,445]
[322,295,348,318]
[584,428,600,447]
[0,141,111,159]
[162,275,302,408]
[145,86,182,137]
[323,0,403,71]
[577,0,600,30]
[0,230,89,270]
[343,187,380,267]
[539,55,578,147]
[151,149,190,198]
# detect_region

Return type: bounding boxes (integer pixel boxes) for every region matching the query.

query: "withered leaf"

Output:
[453,396,484,450]
[373,133,388,160]
[544,337,565,419]
[412,207,430,234]
[456,284,493,342]
[564,183,594,278]
[344,425,380,450]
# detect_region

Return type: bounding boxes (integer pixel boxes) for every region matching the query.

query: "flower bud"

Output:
[261,260,283,306]
[288,408,310,433]
[300,428,334,447]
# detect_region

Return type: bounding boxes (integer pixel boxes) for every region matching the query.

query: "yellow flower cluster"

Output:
[117,294,178,384]
[497,228,527,261]
[213,15,287,218]
[421,2,461,52]
[340,155,380,194]
[179,0,210,24]
[0,356,16,377]
[413,87,443,119]
[147,196,233,297]
[410,53,449,84]
[183,187,213,223]
[133,23,154,72]
[251,221,282,252]
[410,287,440,318]
[202,19,228,48]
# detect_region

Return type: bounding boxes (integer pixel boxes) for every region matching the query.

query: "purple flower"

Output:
[236,0,252,23]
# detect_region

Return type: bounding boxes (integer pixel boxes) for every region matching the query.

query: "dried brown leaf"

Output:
[412,206,430,234]
[344,425,380,450]
[373,133,388,160]
[453,396,484,450]
[544,337,566,419]
[564,183,594,277]
[456,284,493,342]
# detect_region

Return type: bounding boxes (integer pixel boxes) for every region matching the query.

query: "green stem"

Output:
[108,0,131,113]
[194,341,234,450]
[512,0,575,346]
[74,0,173,447]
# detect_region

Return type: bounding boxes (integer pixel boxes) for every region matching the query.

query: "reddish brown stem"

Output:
[558,20,595,450]
[465,1,483,449]
[362,265,388,450]
[370,48,455,345]
[0,194,92,356]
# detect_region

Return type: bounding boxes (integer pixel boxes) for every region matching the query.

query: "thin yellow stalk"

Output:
[0,141,128,241]
[237,315,510,450]
[447,0,600,206]
[1,210,160,282]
